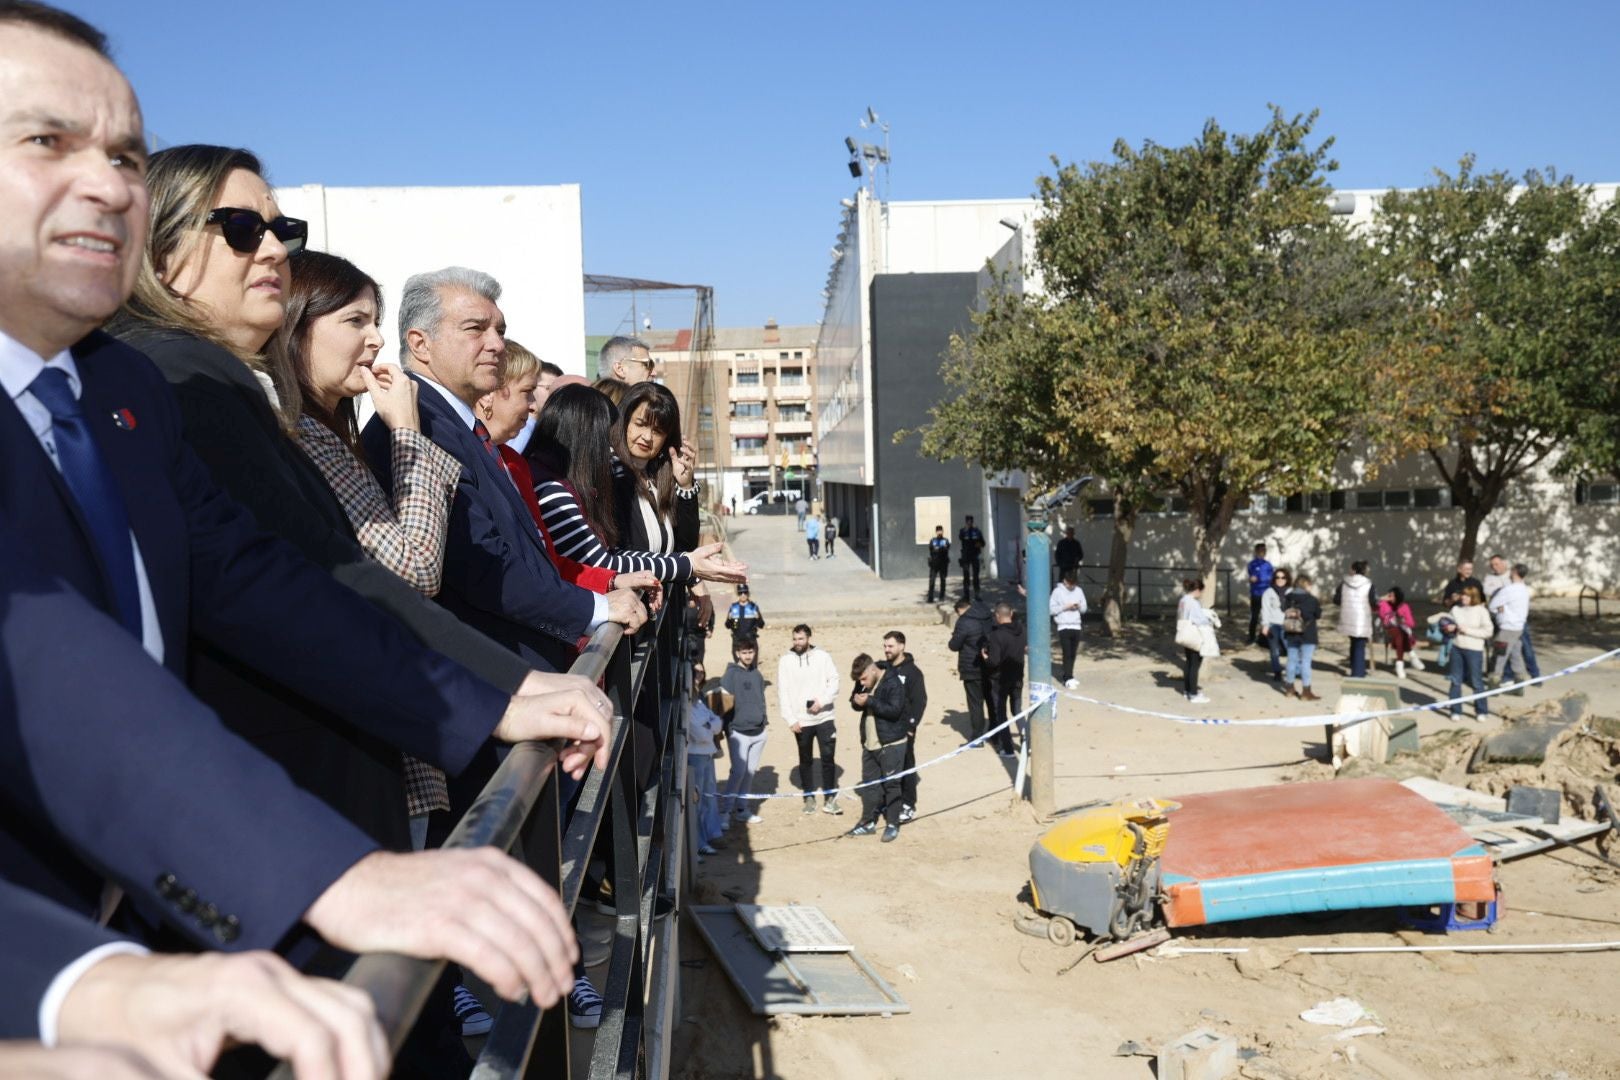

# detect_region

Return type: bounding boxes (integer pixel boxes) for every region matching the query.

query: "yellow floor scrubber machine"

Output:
[1024,798,1177,946]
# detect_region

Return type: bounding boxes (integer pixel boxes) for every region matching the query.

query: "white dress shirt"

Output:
[37,940,149,1044]
[0,330,163,663]
[417,375,608,630]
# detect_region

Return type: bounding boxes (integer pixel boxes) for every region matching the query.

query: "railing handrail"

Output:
[267,613,667,1079]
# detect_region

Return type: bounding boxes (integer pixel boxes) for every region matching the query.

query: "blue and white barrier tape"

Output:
[1057,646,1620,729]
[698,645,1618,804]
[705,685,1059,802]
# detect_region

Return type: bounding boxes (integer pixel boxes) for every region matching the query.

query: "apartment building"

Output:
[648,320,818,511]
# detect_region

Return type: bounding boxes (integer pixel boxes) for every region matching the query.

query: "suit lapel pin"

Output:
[111,408,137,430]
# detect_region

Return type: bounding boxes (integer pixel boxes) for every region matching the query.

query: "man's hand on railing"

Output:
[688,542,748,584]
[603,587,649,632]
[56,950,387,1080]
[304,849,579,1008]
[515,670,611,706]
[494,688,613,777]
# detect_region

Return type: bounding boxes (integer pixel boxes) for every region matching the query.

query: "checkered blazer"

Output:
[294,416,461,815]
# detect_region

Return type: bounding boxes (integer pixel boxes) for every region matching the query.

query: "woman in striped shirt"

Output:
[526,385,746,586]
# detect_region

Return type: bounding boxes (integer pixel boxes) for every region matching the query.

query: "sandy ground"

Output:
[669,514,1620,1080]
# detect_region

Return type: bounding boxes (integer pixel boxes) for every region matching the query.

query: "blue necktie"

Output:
[29,368,143,636]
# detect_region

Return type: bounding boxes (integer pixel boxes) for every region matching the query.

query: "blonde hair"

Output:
[118,144,301,426]
[497,338,540,387]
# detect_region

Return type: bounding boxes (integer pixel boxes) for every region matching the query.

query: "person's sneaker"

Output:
[453,984,493,1037]
[699,844,718,855]
[1485,675,1501,691]
[802,796,817,815]
[848,821,878,837]
[1188,693,1211,704]
[821,798,844,816]
[898,804,916,823]
[1410,656,1425,672]
[1064,677,1080,690]
[996,745,1017,758]
[744,813,764,824]
[1396,660,1406,679]
[881,825,901,843]
[567,977,603,1029]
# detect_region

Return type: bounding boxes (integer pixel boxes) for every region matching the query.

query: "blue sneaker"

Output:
[453,984,493,1036]
[568,976,603,1029]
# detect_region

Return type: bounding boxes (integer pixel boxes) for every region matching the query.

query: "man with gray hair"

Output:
[600,335,655,384]
[365,267,647,676]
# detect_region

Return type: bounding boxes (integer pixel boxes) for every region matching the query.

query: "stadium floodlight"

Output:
[847,158,863,178]
[999,215,1021,231]
[844,136,858,155]
[840,197,855,209]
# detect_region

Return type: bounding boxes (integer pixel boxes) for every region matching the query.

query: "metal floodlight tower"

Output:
[858,106,891,202]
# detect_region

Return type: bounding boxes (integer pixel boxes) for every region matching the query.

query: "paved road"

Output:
[719,513,1020,627]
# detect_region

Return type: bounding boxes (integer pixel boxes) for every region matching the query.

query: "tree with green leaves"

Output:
[917,107,1425,622]
[1371,160,1620,561]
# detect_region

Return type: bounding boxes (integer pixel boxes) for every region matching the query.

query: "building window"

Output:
[779,368,805,386]
[777,405,810,422]
[736,371,760,386]
[779,351,789,360]
[732,403,764,419]
[794,351,804,359]
[733,437,766,453]
[1577,480,1620,505]
[1413,487,1449,509]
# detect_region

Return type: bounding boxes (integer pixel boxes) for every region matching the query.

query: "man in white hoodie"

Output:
[1049,570,1089,689]
[779,624,843,815]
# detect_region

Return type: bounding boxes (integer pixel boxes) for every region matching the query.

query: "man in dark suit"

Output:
[0,6,599,1011]
[0,877,385,1078]
[365,267,645,674]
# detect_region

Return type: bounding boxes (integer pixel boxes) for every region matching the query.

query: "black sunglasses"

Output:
[205,207,308,255]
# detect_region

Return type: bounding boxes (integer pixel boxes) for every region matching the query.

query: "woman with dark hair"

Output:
[613,381,699,556]
[276,250,466,842]
[528,385,745,585]
[283,251,461,598]
[1377,586,1420,679]
[1173,578,1214,704]
[108,145,560,850]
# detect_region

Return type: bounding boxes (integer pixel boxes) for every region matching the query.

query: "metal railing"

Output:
[271,598,688,1080]
[1580,585,1603,619]
[1069,563,1236,619]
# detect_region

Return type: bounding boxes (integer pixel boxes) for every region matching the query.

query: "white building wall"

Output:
[273,184,586,374]
[1070,487,1620,597]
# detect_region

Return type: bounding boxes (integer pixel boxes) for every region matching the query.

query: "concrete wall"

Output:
[1068,494,1620,599]
[274,183,586,375]
[871,272,987,580]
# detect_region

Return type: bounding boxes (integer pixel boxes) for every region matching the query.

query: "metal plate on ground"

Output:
[690,905,909,1017]
[735,904,852,953]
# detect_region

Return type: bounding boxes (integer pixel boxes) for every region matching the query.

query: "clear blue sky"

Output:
[75,0,1620,334]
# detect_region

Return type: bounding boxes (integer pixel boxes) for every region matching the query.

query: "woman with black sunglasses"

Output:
[109,145,554,853]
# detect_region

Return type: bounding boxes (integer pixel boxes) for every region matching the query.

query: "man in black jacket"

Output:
[846,654,909,842]
[1054,526,1083,579]
[948,598,994,743]
[882,631,927,822]
[983,603,1025,756]
[926,526,950,603]
[958,516,986,599]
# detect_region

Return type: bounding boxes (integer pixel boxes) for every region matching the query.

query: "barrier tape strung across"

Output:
[712,685,1060,802]
[698,644,1619,804]
[1057,645,1620,730]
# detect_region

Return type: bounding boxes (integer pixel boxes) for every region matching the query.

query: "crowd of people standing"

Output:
[0,3,759,1070]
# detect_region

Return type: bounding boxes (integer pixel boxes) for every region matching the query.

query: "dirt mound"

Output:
[1330,694,1620,827]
